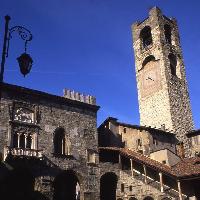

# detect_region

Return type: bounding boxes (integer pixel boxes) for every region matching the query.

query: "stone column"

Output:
[31,134,34,149]
[119,154,122,169]
[177,180,183,200]
[130,158,133,177]
[143,164,147,184]
[61,139,64,154]
[17,133,20,148]
[25,134,27,149]
[159,172,164,192]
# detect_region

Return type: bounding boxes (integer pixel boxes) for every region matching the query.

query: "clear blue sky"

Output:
[1,0,200,128]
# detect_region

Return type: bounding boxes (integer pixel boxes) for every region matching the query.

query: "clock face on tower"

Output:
[139,60,162,97]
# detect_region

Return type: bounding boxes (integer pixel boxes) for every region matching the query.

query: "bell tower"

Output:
[132,7,194,152]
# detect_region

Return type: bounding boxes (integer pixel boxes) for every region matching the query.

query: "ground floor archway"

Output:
[53,170,80,200]
[144,197,154,200]
[100,172,118,200]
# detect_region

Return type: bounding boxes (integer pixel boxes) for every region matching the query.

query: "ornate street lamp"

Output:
[0,15,33,82]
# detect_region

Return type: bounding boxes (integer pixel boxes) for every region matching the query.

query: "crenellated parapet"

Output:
[63,89,96,105]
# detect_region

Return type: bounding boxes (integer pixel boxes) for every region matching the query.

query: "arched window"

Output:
[100,172,118,200]
[26,134,32,149]
[164,24,172,44]
[19,134,25,148]
[168,53,177,76]
[142,55,156,68]
[53,170,80,200]
[54,128,66,155]
[12,133,35,149]
[140,26,153,48]
[13,133,18,148]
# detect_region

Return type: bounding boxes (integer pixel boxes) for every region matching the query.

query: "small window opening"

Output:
[136,139,142,147]
[129,185,132,191]
[87,150,96,164]
[140,26,153,48]
[124,128,126,133]
[164,24,172,44]
[153,137,158,146]
[121,184,124,192]
[26,135,32,149]
[162,160,166,164]
[19,134,25,149]
[168,53,177,76]
[13,133,18,148]
[124,140,127,148]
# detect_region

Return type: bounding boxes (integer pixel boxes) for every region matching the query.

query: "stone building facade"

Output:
[0,83,100,200]
[0,6,200,200]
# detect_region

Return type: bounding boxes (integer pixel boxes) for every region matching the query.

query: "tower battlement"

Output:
[63,89,96,105]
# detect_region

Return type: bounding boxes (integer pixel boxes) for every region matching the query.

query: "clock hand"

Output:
[146,77,154,81]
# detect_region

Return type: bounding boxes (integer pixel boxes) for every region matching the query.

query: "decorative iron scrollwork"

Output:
[6,26,33,57]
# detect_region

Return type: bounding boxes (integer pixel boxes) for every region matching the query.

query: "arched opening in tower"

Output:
[168,53,177,76]
[140,26,153,48]
[53,170,80,200]
[100,172,118,200]
[164,24,172,44]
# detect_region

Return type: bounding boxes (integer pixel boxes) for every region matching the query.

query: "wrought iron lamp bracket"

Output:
[6,26,33,57]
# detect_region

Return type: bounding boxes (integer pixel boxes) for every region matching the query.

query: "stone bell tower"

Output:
[131,7,194,151]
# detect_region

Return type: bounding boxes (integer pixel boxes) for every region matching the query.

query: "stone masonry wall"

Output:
[0,85,100,200]
[132,7,194,157]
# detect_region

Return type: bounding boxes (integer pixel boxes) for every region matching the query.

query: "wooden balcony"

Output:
[4,146,43,160]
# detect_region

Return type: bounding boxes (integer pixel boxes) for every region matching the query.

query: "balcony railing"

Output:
[4,146,43,160]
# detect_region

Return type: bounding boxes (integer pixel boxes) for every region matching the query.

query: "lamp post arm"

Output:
[8,26,33,54]
[0,15,10,83]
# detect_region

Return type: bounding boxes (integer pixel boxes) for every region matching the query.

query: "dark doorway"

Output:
[100,172,118,200]
[53,170,80,200]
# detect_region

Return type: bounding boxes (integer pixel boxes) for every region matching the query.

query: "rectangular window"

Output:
[87,150,96,164]
[129,185,132,191]
[121,184,124,192]
[197,136,200,145]
[124,128,126,133]
[124,141,127,147]
[136,139,142,148]
[193,137,198,145]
